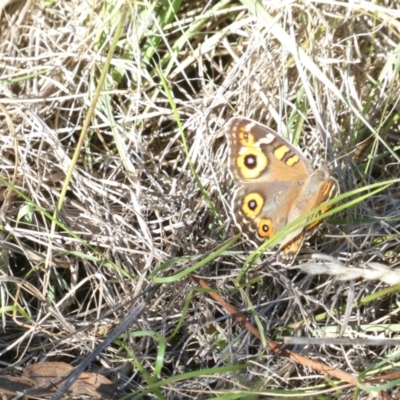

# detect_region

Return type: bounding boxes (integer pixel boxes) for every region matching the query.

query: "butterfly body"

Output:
[225,117,339,265]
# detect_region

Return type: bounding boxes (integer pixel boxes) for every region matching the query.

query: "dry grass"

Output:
[0,0,400,399]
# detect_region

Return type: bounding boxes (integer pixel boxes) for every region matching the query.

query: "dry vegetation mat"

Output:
[0,1,400,399]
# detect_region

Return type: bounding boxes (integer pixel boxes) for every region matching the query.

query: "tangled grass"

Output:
[0,1,400,399]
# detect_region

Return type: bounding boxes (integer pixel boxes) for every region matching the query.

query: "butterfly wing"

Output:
[225,117,313,184]
[233,181,305,246]
[277,169,339,265]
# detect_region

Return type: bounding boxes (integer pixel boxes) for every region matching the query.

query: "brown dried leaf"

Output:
[0,362,120,399]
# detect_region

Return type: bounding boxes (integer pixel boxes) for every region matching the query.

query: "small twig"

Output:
[191,275,356,385]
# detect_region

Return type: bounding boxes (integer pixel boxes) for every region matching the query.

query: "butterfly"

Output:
[225,117,339,265]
